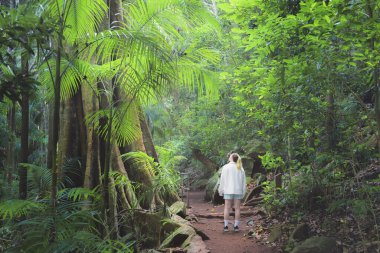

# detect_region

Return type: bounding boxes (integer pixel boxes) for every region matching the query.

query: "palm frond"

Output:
[120,151,156,172]
[85,101,142,146]
[43,0,107,44]
[39,58,99,101]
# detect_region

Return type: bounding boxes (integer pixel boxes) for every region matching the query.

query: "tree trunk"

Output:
[112,145,139,208]
[57,99,72,172]
[192,148,219,172]
[140,114,159,163]
[47,102,54,170]
[55,94,85,187]
[82,84,100,189]
[121,112,157,209]
[49,21,63,243]
[19,54,29,200]
[19,93,29,200]
[6,101,16,185]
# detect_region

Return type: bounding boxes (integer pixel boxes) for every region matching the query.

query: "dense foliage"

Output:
[0,0,379,252]
[152,0,380,250]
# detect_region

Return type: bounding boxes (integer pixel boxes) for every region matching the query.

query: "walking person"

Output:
[218,153,247,232]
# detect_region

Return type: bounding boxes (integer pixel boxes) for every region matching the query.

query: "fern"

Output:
[0,200,46,219]
[58,187,100,202]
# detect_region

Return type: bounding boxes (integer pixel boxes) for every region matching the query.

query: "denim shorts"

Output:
[224,194,243,200]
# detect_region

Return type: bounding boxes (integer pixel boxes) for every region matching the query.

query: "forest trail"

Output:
[187,191,278,253]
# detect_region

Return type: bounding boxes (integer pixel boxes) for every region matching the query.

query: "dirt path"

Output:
[187,191,278,253]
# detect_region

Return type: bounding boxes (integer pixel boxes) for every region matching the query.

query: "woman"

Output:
[218,153,246,232]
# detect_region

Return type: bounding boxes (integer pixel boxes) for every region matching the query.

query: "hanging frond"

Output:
[177,58,218,97]
[43,0,107,45]
[125,0,219,37]
[79,0,221,102]
[39,57,100,100]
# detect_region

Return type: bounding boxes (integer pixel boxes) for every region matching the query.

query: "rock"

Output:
[186,234,210,253]
[291,223,310,242]
[291,236,337,253]
[134,211,165,248]
[268,225,282,243]
[169,201,187,218]
[160,215,209,253]
[160,224,195,249]
[194,228,210,240]
[133,211,182,249]
[185,214,198,222]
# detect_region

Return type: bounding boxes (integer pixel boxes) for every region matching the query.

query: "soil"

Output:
[187,191,279,253]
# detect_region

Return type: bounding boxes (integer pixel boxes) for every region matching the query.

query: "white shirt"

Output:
[218,162,246,196]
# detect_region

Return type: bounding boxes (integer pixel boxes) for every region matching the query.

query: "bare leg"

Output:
[224,199,232,221]
[234,198,241,222]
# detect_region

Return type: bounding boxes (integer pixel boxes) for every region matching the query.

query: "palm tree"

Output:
[0,0,220,250]
[36,0,219,242]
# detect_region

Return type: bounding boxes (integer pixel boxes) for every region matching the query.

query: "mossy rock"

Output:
[134,211,162,248]
[169,201,186,218]
[291,236,337,253]
[160,215,205,251]
[159,224,196,249]
[134,211,180,249]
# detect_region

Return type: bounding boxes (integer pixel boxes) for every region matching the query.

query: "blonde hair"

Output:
[231,153,242,170]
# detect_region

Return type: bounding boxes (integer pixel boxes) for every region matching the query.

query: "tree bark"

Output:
[57,99,72,172]
[121,113,157,209]
[49,19,63,243]
[82,84,100,189]
[192,148,219,172]
[47,102,54,170]
[19,93,29,199]
[19,54,29,200]
[140,114,159,163]
[6,101,16,185]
